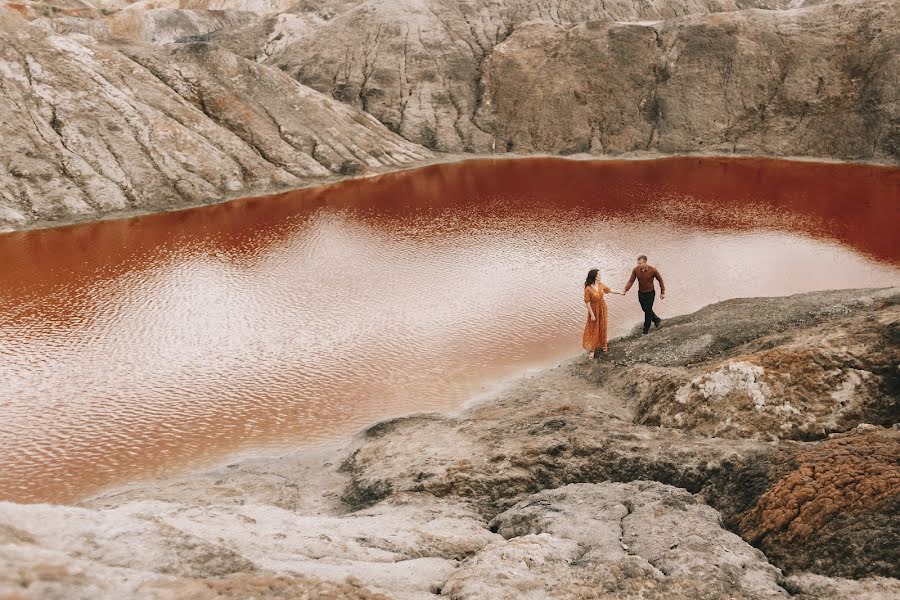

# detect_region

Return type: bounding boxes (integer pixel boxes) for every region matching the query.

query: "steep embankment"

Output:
[0,8,430,229]
[1,0,898,230]
[268,0,899,158]
[267,0,900,161]
[475,2,900,157]
[2,287,898,599]
[264,0,794,152]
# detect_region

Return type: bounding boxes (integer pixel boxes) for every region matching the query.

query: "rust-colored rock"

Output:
[734,427,900,578]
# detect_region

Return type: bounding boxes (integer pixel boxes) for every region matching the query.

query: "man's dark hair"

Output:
[637,255,648,262]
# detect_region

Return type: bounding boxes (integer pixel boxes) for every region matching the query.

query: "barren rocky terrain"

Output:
[1,0,898,230]
[2,287,898,598]
[1,0,898,597]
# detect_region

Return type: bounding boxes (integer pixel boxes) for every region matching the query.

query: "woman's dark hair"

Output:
[584,268,599,287]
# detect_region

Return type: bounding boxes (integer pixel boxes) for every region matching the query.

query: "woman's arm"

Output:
[585,301,596,321]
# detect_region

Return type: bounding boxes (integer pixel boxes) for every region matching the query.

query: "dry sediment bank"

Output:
[2,287,898,599]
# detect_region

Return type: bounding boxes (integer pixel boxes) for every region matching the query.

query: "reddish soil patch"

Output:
[735,427,900,577]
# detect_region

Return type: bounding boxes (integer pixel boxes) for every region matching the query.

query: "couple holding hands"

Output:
[582,255,665,358]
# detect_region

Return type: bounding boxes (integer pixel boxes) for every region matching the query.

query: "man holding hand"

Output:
[624,255,665,335]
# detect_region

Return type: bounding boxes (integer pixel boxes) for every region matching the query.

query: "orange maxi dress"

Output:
[582,283,610,352]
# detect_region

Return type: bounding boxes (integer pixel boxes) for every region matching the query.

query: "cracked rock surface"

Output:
[445,481,789,599]
[476,0,899,158]
[2,287,898,598]
[266,0,791,153]
[256,0,898,159]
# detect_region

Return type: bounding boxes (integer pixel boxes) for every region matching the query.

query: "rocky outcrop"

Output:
[0,492,490,598]
[611,289,900,440]
[1,288,898,598]
[0,7,430,229]
[457,481,789,599]
[266,0,791,153]
[476,0,900,159]
[334,289,900,582]
[735,427,900,579]
[257,0,899,160]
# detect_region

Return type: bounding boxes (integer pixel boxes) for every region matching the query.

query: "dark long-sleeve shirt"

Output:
[624,265,665,294]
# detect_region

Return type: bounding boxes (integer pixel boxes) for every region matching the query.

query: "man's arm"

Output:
[654,268,665,297]
[623,268,637,293]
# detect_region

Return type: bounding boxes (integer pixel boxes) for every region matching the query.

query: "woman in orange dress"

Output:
[582,268,622,358]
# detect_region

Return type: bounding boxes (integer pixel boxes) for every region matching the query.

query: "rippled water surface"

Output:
[1,157,898,504]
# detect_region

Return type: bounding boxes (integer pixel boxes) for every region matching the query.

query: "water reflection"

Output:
[0,157,898,504]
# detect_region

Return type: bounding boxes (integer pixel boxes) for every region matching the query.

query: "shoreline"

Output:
[3,151,898,235]
[1,287,898,598]
[70,285,894,505]
[72,354,582,509]
[31,305,686,507]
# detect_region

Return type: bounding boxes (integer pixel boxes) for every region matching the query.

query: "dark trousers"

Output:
[638,290,659,332]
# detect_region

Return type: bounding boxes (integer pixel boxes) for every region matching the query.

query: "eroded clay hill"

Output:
[1,288,898,599]
[267,0,899,158]
[0,7,430,229]
[1,0,898,229]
